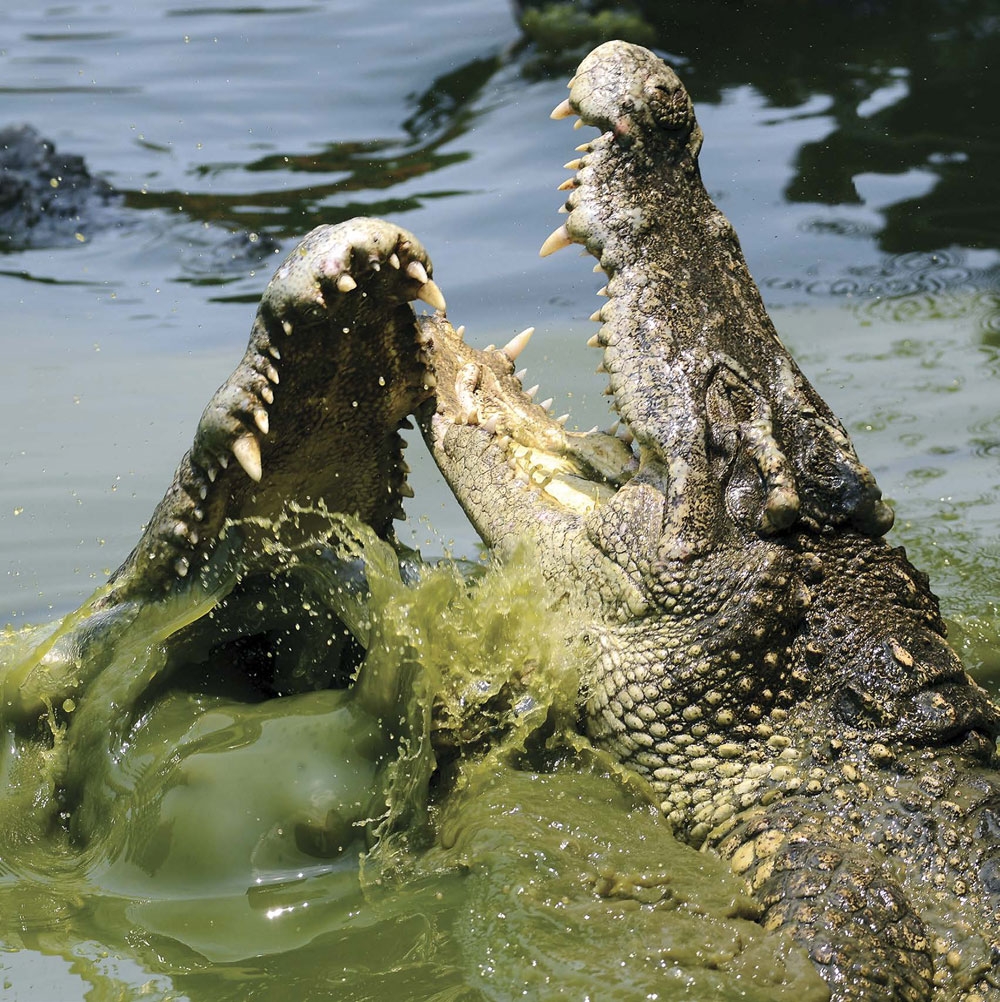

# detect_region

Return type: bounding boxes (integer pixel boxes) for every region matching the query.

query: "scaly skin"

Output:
[422,42,1000,1001]
[102,217,444,605]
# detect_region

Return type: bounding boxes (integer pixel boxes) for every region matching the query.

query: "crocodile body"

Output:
[421,43,1000,1001]
[17,41,999,1002]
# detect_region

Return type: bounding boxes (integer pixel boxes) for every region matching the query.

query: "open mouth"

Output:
[421,41,894,551]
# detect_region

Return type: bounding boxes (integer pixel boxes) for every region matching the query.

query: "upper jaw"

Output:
[105,218,445,603]
[543,41,894,543]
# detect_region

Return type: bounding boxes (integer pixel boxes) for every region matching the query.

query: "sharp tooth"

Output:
[456,325,466,340]
[337,273,357,293]
[585,425,599,434]
[558,204,569,214]
[597,286,608,297]
[175,556,190,578]
[261,386,274,404]
[592,263,604,274]
[406,260,429,285]
[573,118,584,129]
[550,98,574,120]
[563,158,584,170]
[587,334,602,348]
[557,177,577,191]
[398,482,415,498]
[596,361,607,374]
[539,397,553,411]
[207,466,217,483]
[267,364,280,384]
[526,384,539,399]
[481,414,500,434]
[218,453,229,470]
[282,320,293,336]
[556,413,569,426]
[575,143,592,153]
[589,308,604,322]
[539,223,573,257]
[514,368,527,382]
[254,409,270,435]
[502,326,534,361]
[232,434,262,482]
[388,253,400,269]
[268,345,281,359]
[417,279,447,311]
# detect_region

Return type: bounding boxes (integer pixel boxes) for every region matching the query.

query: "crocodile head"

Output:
[421,42,1000,842]
[105,217,444,605]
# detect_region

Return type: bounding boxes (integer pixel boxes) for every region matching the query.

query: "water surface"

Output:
[2,1,999,998]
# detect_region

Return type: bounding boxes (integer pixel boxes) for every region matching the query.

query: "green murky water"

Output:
[3,1,999,998]
[1,513,827,999]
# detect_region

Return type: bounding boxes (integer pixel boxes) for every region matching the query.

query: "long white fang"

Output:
[406,260,429,285]
[539,223,573,257]
[573,118,584,129]
[575,143,592,153]
[388,253,400,269]
[525,384,539,399]
[268,345,281,359]
[515,368,527,382]
[587,333,602,348]
[267,364,280,384]
[261,386,274,404]
[556,413,569,425]
[456,325,466,340]
[557,177,577,191]
[337,273,357,293]
[563,158,584,170]
[282,320,293,336]
[550,98,574,120]
[596,286,608,297]
[502,326,534,361]
[481,414,500,434]
[539,397,553,411]
[417,280,446,311]
[254,409,269,435]
[589,308,604,322]
[232,434,262,482]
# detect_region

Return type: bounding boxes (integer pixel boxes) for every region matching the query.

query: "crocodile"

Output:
[418,42,1000,1002]
[10,39,999,1002]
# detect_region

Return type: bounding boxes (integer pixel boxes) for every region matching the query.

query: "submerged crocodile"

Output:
[10,41,999,1002]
